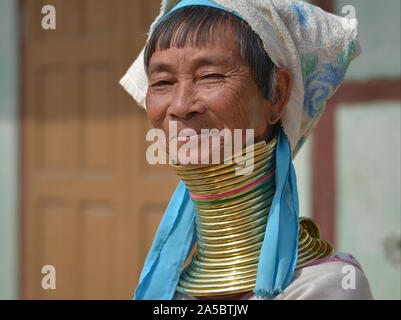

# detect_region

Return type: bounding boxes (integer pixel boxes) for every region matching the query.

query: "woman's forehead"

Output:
[144,6,244,69]
[155,20,236,52]
[149,40,241,73]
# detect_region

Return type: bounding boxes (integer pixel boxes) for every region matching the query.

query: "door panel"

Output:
[21,0,179,299]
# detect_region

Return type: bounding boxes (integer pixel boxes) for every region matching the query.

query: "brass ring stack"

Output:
[171,134,333,297]
[297,218,334,267]
[172,136,277,296]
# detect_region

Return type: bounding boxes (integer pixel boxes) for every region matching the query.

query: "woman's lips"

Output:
[170,128,202,142]
[172,132,223,144]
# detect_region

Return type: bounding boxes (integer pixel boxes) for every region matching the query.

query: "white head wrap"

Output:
[119,0,360,157]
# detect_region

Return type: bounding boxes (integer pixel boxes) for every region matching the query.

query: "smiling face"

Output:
[145,24,290,167]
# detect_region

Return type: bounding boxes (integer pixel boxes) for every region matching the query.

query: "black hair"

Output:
[144,6,277,102]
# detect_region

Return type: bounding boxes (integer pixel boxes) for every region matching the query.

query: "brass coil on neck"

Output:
[171,135,333,297]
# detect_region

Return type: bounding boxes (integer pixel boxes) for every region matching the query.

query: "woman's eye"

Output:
[201,74,225,80]
[151,81,173,87]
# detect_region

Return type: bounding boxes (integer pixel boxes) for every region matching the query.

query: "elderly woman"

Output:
[120,0,373,300]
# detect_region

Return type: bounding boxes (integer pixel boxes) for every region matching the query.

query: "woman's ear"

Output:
[267,67,292,125]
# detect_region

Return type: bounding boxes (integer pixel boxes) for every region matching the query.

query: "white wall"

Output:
[336,102,401,299]
[336,0,401,80]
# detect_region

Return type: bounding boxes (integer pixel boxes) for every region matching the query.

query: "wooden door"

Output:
[20,0,179,299]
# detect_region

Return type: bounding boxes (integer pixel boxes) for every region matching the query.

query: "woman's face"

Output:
[145,25,280,166]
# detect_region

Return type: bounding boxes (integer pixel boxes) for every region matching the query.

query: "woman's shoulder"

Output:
[271,252,374,300]
[297,252,364,271]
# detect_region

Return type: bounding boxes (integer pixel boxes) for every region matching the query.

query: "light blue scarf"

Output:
[134,128,299,299]
[158,0,243,24]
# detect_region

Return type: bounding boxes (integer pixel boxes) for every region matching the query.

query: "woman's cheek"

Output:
[200,89,243,130]
[200,84,238,111]
[146,93,168,127]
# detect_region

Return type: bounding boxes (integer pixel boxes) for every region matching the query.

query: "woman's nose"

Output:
[168,80,206,119]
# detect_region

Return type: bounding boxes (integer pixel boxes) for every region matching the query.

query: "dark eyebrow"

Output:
[148,55,231,76]
[148,63,174,75]
[194,57,230,68]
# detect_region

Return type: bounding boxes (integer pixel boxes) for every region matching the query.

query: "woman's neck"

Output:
[171,135,278,298]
